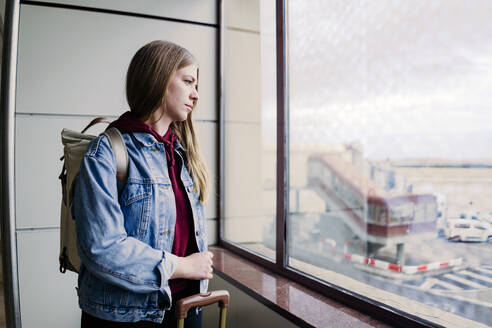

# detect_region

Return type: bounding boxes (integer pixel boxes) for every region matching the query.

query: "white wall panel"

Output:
[16,5,217,121]
[31,0,217,25]
[226,0,259,32]
[225,29,261,123]
[195,121,218,220]
[224,121,262,218]
[224,120,274,243]
[17,229,80,328]
[15,114,109,229]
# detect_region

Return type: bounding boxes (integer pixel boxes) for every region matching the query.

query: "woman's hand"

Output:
[171,251,214,280]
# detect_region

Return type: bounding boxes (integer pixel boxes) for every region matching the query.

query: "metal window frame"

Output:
[217,1,440,327]
[1,1,21,327]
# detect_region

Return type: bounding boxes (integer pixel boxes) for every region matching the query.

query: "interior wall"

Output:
[13,1,217,327]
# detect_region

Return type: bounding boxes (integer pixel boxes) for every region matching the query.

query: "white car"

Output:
[444,219,492,243]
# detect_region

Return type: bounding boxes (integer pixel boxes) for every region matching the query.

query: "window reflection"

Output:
[287,0,492,326]
[223,0,277,259]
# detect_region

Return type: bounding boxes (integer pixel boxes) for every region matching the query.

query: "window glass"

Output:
[222,0,277,259]
[287,1,492,326]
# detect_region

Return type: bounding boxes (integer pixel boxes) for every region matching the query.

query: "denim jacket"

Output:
[72,132,208,323]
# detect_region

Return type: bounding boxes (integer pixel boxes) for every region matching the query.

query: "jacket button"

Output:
[195,230,200,236]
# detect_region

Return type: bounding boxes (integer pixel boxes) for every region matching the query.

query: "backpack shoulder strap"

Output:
[82,117,112,133]
[102,127,128,182]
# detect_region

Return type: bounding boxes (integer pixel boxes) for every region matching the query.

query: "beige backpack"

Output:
[58,117,128,273]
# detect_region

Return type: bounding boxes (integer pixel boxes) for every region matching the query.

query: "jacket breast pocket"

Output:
[120,182,152,239]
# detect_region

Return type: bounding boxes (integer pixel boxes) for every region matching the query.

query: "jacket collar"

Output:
[132,132,186,151]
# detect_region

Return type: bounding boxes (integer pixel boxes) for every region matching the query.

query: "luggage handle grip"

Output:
[176,290,230,319]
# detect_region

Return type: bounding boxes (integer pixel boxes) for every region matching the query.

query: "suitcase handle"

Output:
[175,290,230,320]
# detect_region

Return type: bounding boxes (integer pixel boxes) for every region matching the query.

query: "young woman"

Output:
[72,40,212,327]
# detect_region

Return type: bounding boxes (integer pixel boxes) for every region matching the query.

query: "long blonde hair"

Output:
[126,40,209,203]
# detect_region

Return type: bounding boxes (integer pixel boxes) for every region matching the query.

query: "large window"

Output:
[222,1,492,327]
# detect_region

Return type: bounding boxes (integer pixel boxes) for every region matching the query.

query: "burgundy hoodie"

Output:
[109,111,198,295]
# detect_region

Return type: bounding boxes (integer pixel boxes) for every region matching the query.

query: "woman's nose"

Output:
[190,88,199,101]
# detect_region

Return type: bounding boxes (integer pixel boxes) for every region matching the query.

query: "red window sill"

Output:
[209,246,391,328]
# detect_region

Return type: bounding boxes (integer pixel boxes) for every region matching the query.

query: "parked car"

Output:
[482,216,492,227]
[444,219,492,243]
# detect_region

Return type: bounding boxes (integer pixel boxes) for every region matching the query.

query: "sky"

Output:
[262,0,492,161]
